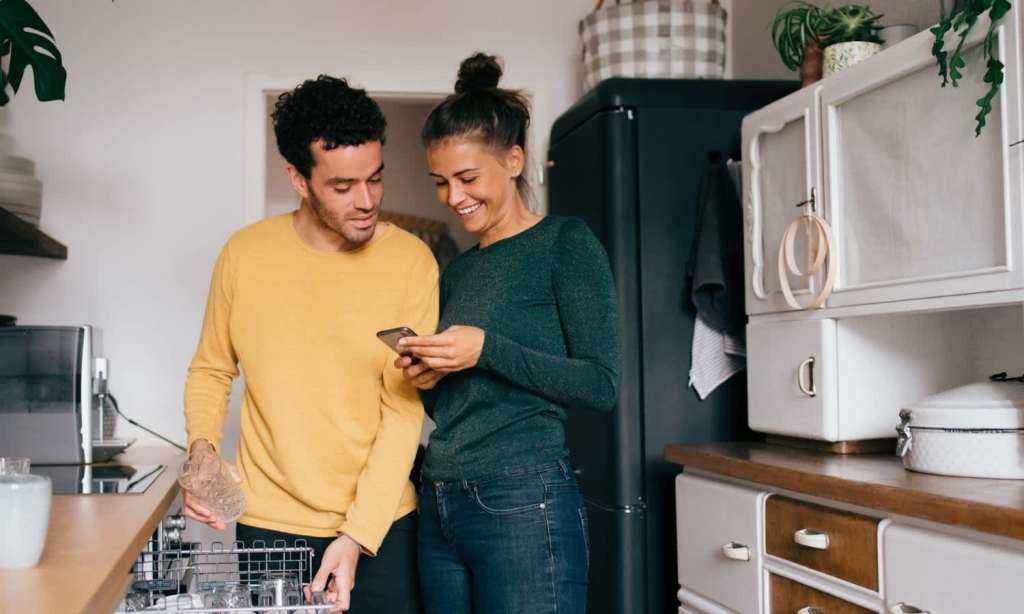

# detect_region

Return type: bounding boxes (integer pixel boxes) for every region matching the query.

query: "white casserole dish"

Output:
[896,381,1024,479]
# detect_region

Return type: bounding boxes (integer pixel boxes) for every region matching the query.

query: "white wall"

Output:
[0,0,595,452]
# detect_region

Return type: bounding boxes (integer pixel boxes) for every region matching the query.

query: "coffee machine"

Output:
[0,325,113,464]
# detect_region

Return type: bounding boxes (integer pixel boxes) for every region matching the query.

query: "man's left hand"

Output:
[306,534,361,612]
[398,325,484,373]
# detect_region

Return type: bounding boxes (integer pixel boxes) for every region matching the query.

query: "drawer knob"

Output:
[798,608,827,614]
[889,604,929,614]
[793,528,830,550]
[720,542,751,561]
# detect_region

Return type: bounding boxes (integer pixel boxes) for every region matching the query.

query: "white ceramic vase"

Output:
[823,41,882,78]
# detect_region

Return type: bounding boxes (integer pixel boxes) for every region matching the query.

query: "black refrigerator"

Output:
[547,79,796,614]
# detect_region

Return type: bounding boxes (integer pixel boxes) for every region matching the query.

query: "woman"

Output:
[396,53,621,614]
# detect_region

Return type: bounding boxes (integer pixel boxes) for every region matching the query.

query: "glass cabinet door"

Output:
[821,18,1024,307]
[743,85,824,314]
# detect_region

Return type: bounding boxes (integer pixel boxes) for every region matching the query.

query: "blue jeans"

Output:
[417,459,589,614]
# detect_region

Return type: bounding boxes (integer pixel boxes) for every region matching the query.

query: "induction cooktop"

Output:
[31,463,165,495]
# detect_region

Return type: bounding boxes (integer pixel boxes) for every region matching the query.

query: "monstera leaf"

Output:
[0,0,66,105]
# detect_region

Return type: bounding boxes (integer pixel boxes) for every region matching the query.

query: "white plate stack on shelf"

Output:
[0,134,41,227]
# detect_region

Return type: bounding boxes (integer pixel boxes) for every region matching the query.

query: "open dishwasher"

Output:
[116,540,333,612]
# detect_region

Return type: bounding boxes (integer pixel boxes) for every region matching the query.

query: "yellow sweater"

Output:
[185,213,439,555]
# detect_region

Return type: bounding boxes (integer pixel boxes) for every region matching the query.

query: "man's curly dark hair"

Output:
[271,75,387,179]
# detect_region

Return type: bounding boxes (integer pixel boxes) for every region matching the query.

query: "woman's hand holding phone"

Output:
[394,355,447,390]
[397,325,485,374]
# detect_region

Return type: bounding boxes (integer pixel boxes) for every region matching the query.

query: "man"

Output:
[184,75,437,613]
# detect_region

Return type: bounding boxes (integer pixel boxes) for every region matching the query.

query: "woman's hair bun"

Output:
[455,53,503,94]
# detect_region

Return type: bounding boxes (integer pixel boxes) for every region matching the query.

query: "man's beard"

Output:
[308,189,378,248]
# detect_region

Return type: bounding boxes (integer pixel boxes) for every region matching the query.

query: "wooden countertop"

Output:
[665,441,1024,542]
[0,446,184,614]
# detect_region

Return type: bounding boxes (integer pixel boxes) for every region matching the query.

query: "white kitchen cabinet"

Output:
[676,473,768,613]
[747,311,985,441]
[821,16,1024,308]
[884,523,1024,612]
[742,8,1024,315]
[747,319,838,440]
[743,85,824,315]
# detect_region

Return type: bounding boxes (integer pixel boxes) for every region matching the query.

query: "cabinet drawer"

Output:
[884,523,1024,611]
[769,574,874,614]
[748,319,838,440]
[766,496,879,590]
[676,473,767,613]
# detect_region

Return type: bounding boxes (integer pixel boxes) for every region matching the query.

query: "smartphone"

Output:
[376,326,420,364]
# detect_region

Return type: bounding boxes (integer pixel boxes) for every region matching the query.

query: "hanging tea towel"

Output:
[687,156,746,400]
[690,316,745,400]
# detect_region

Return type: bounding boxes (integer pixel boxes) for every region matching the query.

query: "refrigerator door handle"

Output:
[585,497,646,514]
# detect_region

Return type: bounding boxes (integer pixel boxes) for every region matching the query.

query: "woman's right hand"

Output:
[395,355,446,390]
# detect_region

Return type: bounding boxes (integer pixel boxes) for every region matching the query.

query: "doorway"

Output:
[261,92,476,253]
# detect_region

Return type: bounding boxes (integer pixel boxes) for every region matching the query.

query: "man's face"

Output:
[300,140,384,249]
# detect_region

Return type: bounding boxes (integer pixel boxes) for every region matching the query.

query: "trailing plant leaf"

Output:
[975,43,1005,135]
[930,21,953,85]
[931,0,1011,135]
[0,0,66,104]
[950,53,966,83]
[991,0,1013,21]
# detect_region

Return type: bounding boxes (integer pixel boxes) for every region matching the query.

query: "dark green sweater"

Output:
[422,216,621,481]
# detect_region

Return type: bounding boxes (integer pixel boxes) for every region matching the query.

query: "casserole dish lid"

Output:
[903,381,1024,429]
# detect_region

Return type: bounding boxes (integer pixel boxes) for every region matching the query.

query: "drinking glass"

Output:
[0,457,30,475]
[177,448,245,523]
[202,580,252,608]
[121,591,150,611]
[257,571,303,609]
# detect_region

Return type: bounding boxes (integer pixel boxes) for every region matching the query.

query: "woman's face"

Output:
[427,137,523,235]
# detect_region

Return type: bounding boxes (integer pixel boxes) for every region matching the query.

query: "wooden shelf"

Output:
[0,204,67,259]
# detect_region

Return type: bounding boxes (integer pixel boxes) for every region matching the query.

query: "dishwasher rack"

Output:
[115,541,333,612]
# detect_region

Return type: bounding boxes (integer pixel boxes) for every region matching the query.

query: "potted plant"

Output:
[771,2,884,86]
[771,1,827,86]
[820,4,885,77]
[931,0,1011,136]
[0,0,66,105]
[0,0,66,229]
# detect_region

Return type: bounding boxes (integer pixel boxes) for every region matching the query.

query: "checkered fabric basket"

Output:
[579,0,727,91]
